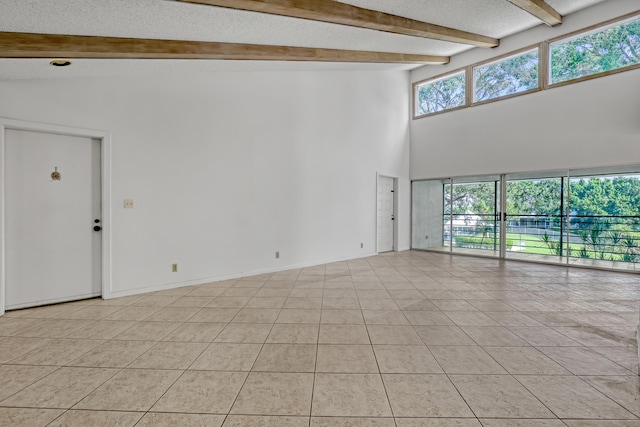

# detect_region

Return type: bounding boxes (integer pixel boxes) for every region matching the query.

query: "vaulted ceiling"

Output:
[0,0,605,79]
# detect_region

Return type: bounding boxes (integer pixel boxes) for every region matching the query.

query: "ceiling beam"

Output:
[507,0,562,26]
[179,0,499,48]
[0,32,450,64]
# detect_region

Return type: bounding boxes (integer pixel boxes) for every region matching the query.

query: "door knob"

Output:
[93,226,102,232]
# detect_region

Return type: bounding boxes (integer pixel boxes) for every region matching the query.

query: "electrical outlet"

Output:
[172,263,178,272]
[124,199,135,208]
[275,251,280,259]
[360,243,364,248]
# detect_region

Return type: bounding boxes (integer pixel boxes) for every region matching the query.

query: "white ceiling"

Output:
[0,0,606,79]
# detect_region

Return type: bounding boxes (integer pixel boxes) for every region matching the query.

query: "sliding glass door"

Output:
[449,176,500,257]
[411,166,640,272]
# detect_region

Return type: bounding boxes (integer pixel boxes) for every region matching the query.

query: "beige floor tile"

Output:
[266,324,319,344]
[112,321,181,341]
[320,310,365,324]
[311,417,395,426]
[450,374,554,418]
[207,296,252,308]
[214,323,273,343]
[0,408,64,427]
[322,298,360,310]
[367,325,422,345]
[591,346,640,374]
[316,345,378,373]
[60,306,123,320]
[404,311,454,326]
[362,310,409,325]
[255,288,292,297]
[127,341,207,369]
[323,289,357,298]
[64,320,136,340]
[312,373,391,417]
[539,347,632,375]
[169,296,215,307]
[479,420,565,427]
[152,370,247,413]
[188,308,240,323]
[190,343,262,371]
[356,290,391,299]
[382,374,473,417]
[74,369,182,411]
[143,306,200,322]
[432,300,478,311]
[231,372,314,416]
[131,295,180,307]
[0,367,117,409]
[444,311,500,326]
[483,347,570,375]
[397,299,439,311]
[289,289,323,298]
[554,326,636,347]
[245,297,287,309]
[582,375,640,417]
[162,322,226,342]
[395,419,481,427]
[284,298,323,310]
[103,306,160,321]
[47,410,143,426]
[508,327,580,346]
[374,345,443,373]
[319,325,371,344]
[563,421,640,426]
[222,288,259,297]
[224,416,309,426]
[0,337,49,363]
[0,365,57,401]
[484,312,543,327]
[414,325,475,346]
[358,299,399,310]
[232,309,281,323]
[516,375,636,419]
[277,309,322,324]
[14,319,90,338]
[138,413,225,426]
[253,344,317,372]
[11,339,103,366]
[460,326,529,346]
[429,346,507,374]
[69,340,155,368]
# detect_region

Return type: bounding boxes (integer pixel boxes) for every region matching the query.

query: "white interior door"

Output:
[377,175,395,253]
[5,129,101,309]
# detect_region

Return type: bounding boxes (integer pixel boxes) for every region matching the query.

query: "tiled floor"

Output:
[1,251,639,426]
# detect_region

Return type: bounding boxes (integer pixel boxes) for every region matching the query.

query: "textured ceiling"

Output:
[0,0,606,79]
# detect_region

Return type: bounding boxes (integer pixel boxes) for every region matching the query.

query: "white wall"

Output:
[411,0,640,180]
[0,70,410,297]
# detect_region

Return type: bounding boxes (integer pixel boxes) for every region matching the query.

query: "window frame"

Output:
[412,10,640,120]
[471,44,542,106]
[547,11,640,88]
[413,68,467,119]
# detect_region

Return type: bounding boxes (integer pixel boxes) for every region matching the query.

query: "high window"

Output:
[474,49,539,102]
[413,12,640,119]
[550,15,640,85]
[414,71,465,116]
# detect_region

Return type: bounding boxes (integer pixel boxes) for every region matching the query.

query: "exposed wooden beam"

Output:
[507,0,562,26]
[179,0,499,48]
[0,32,450,64]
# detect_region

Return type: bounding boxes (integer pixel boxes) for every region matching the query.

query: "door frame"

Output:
[376,173,398,254]
[0,118,113,315]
